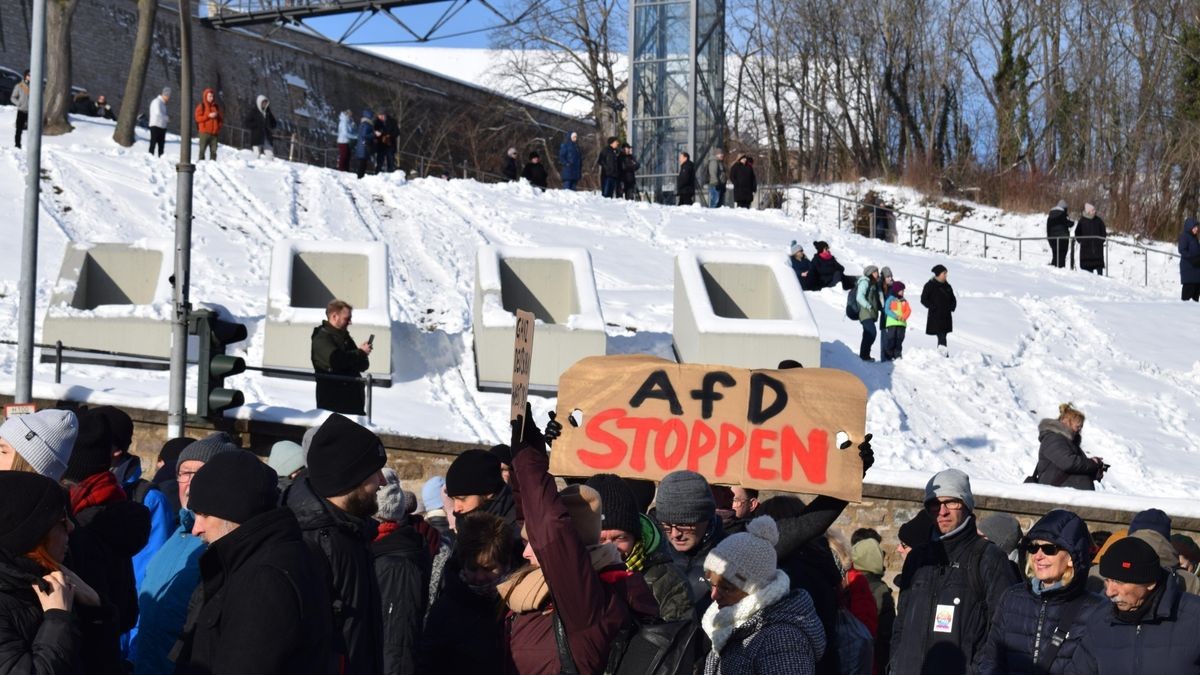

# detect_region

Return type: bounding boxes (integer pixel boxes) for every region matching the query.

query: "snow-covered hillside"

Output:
[2,112,1198,515]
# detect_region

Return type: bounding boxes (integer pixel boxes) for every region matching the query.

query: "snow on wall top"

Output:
[475,245,606,332]
[676,249,819,338]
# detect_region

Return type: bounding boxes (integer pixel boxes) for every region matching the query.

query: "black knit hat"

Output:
[898,509,934,548]
[626,478,657,515]
[158,437,195,474]
[0,472,68,557]
[586,473,641,536]
[1100,536,1163,584]
[63,409,114,482]
[188,451,279,524]
[931,264,948,276]
[489,443,513,466]
[445,449,504,497]
[306,414,387,498]
[94,405,134,452]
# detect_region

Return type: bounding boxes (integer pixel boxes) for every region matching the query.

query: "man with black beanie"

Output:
[175,451,332,674]
[284,413,387,675]
[444,448,516,524]
[586,473,693,620]
[1071,536,1200,673]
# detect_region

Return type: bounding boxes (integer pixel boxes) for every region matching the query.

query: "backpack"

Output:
[845,286,861,321]
[836,608,873,675]
[552,606,698,675]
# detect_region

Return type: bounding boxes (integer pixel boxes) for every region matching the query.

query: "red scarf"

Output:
[374,520,399,543]
[69,472,127,515]
[818,251,834,260]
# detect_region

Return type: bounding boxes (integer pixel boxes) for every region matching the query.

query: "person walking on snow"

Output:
[1179,217,1200,302]
[706,148,726,207]
[730,154,757,208]
[245,94,277,158]
[882,280,911,361]
[148,87,170,157]
[856,265,882,361]
[353,110,375,179]
[11,70,30,149]
[558,131,582,190]
[676,151,697,205]
[620,143,640,200]
[1075,203,1107,275]
[598,136,621,197]
[336,109,353,172]
[1047,200,1074,268]
[921,264,957,355]
[193,88,222,161]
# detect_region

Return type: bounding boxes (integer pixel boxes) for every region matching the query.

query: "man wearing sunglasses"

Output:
[890,469,1021,674]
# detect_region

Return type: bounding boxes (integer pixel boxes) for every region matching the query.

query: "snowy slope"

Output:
[2,113,1198,515]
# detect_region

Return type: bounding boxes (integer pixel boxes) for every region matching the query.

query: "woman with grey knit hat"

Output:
[702,515,826,674]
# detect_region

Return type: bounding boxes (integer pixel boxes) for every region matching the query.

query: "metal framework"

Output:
[627,0,723,203]
[201,0,540,44]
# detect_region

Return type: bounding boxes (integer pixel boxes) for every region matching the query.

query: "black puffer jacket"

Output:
[175,508,333,675]
[1035,419,1100,490]
[311,321,370,415]
[1047,209,1074,238]
[0,553,79,674]
[285,477,383,675]
[980,509,1107,675]
[416,559,506,675]
[890,517,1022,675]
[373,522,430,675]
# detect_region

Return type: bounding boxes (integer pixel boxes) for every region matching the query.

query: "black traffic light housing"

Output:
[190,309,248,418]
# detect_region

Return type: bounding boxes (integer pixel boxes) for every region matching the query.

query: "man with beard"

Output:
[284,413,387,675]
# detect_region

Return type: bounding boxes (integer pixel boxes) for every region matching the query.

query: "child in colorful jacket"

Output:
[882,281,912,361]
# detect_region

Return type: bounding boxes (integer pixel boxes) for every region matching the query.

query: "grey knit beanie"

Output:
[705,516,780,592]
[924,468,975,513]
[655,470,715,524]
[176,431,239,471]
[0,410,78,480]
[863,264,879,277]
[376,468,405,521]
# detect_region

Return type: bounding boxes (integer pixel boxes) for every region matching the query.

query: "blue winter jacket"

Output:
[558,135,582,181]
[980,510,1107,675]
[1180,218,1200,285]
[1067,571,1200,675]
[132,510,206,675]
[791,256,815,290]
[354,118,374,160]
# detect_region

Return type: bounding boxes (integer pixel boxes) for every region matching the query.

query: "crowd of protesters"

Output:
[4,399,1200,675]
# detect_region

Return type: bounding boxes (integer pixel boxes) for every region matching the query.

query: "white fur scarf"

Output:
[701,570,791,653]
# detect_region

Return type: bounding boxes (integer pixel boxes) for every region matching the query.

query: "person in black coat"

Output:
[808,241,845,289]
[676,151,697,205]
[520,151,548,189]
[980,509,1106,675]
[284,414,387,675]
[1033,404,1105,490]
[1047,200,1074,268]
[373,469,430,675]
[1179,217,1200,301]
[729,154,757,208]
[175,451,333,675]
[1070,537,1200,674]
[245,94,278,157]
[597,136,621,197]
[921,264,957,355]
[311,299,372,415]
[0,472,82,675]
[1075,203,1107,274]
[372,112,399,174]
[891,469,1021,675]
[619,143,639,200]
[501,148,519,182]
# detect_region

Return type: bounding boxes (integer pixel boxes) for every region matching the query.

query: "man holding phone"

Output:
[311,299,373,415]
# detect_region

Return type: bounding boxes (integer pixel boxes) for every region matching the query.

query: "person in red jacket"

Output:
[499,406,659,674]
[194,88,223,161]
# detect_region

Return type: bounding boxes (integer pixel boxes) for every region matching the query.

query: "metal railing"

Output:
[782,185,1181,287]
[0,338,390,422]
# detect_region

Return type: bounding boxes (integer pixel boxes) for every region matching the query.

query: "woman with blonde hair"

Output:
[1032,404,1106,490]
[980,509,1106,674]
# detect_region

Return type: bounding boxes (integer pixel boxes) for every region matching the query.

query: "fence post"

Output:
[1145,252,1149,286]
[365,374,374,422]
[1104,240,1109,277]
[983,232,988,259]
[946,222,950,255]
[1018,238,1022,261]
[54,340,62,384]
[462,160,468,180]
[908,214,913,247]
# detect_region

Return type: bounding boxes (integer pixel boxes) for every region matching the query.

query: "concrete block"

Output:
[41,241,175,362]
[263,240,392,377]
[472,246,607,392]
[673,250,821,369]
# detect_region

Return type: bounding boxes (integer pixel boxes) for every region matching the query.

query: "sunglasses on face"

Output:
[1024,542,1062,556]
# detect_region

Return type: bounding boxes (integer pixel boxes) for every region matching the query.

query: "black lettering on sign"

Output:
[748,373,788,424]
[629,370,683,415]
[690,371,736,419]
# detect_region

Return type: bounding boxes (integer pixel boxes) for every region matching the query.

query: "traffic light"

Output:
[190,309,248,418]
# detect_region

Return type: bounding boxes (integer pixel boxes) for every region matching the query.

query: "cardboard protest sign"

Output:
[549,355,868,502]
[510,310,535,439]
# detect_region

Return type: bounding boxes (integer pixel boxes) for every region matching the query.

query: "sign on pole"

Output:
[4,403,37,420]
[510,310,535,438]
[549,355,868,502]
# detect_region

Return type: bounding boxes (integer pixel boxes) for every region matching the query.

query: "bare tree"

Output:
[43,0,80,135]
[114,0,158,147]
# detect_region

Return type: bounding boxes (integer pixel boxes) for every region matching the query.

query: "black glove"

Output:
[544,411,563,447]
[858,433,874,476]
[510,402,546,455]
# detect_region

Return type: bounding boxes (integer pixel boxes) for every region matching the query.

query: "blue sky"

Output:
[305,3,499,47]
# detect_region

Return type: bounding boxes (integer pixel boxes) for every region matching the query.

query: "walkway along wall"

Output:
[0,0,579,175]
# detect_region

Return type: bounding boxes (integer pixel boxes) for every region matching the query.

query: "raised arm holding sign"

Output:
[549,355,869,502]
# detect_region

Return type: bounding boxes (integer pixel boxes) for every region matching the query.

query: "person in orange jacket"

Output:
[194,88,223,161]
[882,281,912,361]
